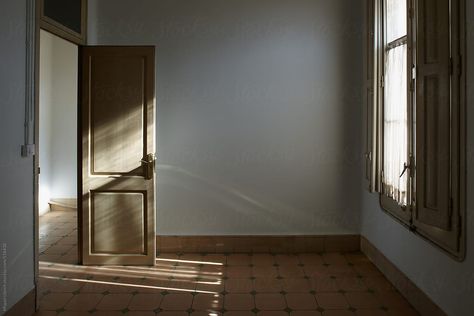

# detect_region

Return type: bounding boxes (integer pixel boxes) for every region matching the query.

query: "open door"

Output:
[80,46,155,265]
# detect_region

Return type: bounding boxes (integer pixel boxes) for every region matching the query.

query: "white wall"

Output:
[39,30,78,215]
[0,0,35,313]
[88,0,364,235]
[359,2,474,316]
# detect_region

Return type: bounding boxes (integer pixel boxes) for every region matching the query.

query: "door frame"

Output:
[32,0,84,310]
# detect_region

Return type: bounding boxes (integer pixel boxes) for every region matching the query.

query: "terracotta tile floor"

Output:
[36,211,419,316]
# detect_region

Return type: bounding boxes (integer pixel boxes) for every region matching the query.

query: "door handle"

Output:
[141,153,156,180]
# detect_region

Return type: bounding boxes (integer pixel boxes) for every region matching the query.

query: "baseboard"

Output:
[360,236,447,316]
[157,235,360,253]
[4,288,35,316]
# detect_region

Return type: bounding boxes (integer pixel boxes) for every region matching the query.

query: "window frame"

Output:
[378,0,413,224]
[39,0,87,45]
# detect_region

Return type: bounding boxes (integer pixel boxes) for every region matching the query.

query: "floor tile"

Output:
[258,312,288,316]
[286,293,318,310]
[315,293,349,309]
[322,310,355,316]
[39,293,73,310]
[291,312,322,316]
[128,293,163,310]
[281,278,312,293]
[362,277,395,292]
[278,265,306,278]
[322,254,348,265]
[355,309,388,316]
[225,312,255,316]
[192,293,224,310]
[127,312,156,316]
[252,254,276,266]
[345,292,381,309]
[64,293,103,311]
[253,266,279,278]
[159,312,189,316]
[275,254,300,266]
[309,277,339,292]
[224,293,255,310]
[298,254,324,265]
[96,293,132,310]
[226,266,253,278]
[226,278,254,293]
[253,278,284,293]
[255,293,286,310]
[374,292,412,310]
[227,254,252,266]
[336,278,367,292]
[160,293,193,310]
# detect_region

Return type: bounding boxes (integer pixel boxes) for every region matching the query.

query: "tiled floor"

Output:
[37,211,420,316]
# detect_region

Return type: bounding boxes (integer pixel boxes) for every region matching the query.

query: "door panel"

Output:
[91,191,146,254]
[91,55,146,175]
[81,46,155,265]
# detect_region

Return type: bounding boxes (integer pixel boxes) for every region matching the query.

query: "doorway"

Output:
[38,29,79,265]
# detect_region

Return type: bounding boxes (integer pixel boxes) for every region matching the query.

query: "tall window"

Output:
[382,0,408,206]
[366,0,466,259]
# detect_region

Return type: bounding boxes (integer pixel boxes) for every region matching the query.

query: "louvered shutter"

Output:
[414,0,452,230]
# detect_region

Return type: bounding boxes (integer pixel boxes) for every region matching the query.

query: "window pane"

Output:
[383,44,408,205]
[43,0,82,34]
[386,0,407,42]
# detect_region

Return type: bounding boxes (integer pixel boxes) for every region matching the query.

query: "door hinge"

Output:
[365,151,372,162]
[380,75,384,88]
[37,167,41,175]
[449,57,454,75]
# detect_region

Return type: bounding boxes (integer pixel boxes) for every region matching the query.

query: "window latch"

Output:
[400,162,409,178]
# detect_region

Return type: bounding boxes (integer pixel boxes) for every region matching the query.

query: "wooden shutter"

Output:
[365,0,376,192]
[414,0,451,230]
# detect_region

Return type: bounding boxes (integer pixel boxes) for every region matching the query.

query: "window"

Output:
[382,0,409,207]
[40,0,87,45]
[365,0,466,260]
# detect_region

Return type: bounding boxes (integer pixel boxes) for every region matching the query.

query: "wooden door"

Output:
[80,46,155,265]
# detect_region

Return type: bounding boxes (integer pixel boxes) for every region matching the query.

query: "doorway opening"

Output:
[38,29,79,265]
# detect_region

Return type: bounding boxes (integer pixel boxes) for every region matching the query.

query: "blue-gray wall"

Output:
[88,0,364,235]
[0,0,35,313]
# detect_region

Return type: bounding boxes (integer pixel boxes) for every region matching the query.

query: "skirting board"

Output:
[4,288,35,316]
[360,236,447,316]
[157,235,360,253]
